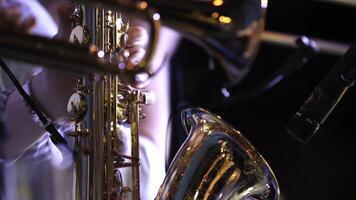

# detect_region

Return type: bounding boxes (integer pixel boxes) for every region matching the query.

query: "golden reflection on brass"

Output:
[195,142,241,200]
[218,15,232,24]
[213,0,224,7]
[0,0,266,87]
[211,12,219,19]
[138,1,148,10]
[68,4,150,200]
[156,108,279,200]
[0,0,280,199]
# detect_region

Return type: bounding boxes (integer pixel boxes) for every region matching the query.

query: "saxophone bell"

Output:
[157,108,279,200]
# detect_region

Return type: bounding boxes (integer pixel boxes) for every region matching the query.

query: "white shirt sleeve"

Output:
[118,126,166,200]
[0,0,58,91]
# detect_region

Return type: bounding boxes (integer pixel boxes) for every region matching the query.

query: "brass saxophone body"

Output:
[67,3,148,200]
[0,1,280,199]
[65,1,279,200]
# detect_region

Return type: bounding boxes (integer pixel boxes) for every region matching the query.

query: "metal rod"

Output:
[261,30,350,56]
[130,91,140,200]
[317,0,356,7]
[0,30,121,74]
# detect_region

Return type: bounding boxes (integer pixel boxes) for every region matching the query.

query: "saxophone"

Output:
[65,1,279,200]
[0,1,280,199]
[66,4,150,200]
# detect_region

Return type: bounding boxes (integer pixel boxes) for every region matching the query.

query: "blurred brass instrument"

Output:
[0,0,280,200]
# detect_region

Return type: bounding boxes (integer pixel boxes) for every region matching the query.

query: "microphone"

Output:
[287,41,356,143]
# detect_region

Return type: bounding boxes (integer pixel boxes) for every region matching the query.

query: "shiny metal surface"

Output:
[0,1,279,199]
[0,0,265,86]
[68,4,148,200]
[148,0,266,86]
[80,0,266,86]
[0,30,118,74]
[156,108,279,200]
[261,30,350,56]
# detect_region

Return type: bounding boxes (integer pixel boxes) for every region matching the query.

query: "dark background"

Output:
[169,1,356,199]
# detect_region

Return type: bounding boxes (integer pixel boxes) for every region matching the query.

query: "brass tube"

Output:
[130,91,140,200]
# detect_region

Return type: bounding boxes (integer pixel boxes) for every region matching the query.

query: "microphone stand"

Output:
[287,41,356,143]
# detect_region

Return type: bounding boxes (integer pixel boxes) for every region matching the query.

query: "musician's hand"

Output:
[124,26,149,70]
[0,1,36,33]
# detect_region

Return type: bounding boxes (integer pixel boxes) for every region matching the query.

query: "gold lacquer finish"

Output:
[156,108,279,200]
[0,1,280,199]
[0,0,265,86]
[76,0,266,86]
[141,0,266,86]
[67,3,151,200]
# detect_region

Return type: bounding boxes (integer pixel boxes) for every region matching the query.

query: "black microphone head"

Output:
[286,112,320,143]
